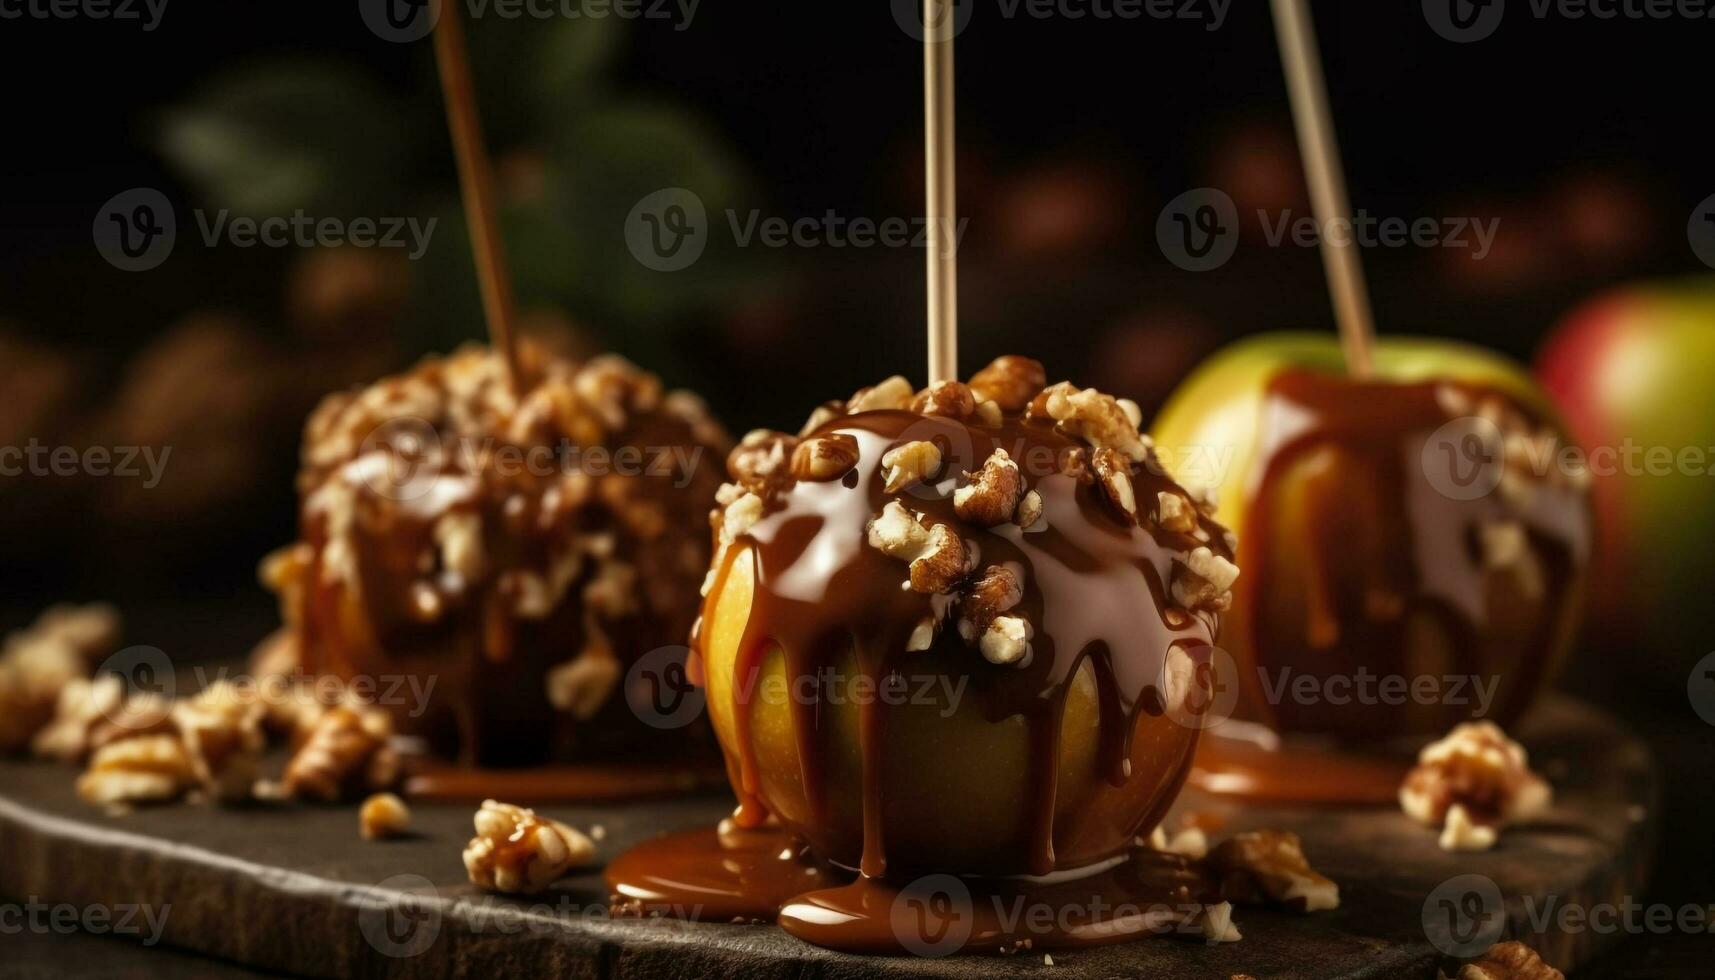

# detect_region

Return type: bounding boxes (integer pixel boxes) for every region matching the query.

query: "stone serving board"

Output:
[0,697,1656,979]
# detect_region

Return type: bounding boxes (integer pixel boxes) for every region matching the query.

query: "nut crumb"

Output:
[463,799,595,895]
[281,705,399,802]
[361,792,412,840]
[791,433,860,482]
[953,449,1024,527]
[1400,721,1551,852]
[1457,941,1564,980]
[881,440,943,494]
[968,356,1046,412]
[912,380,976,419]
[847,376,915,414]
[76,734,195,807]
[1207,830,1340,912]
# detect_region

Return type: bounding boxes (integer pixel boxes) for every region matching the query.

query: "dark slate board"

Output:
[0,697,1656,979]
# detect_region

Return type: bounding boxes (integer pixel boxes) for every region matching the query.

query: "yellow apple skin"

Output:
[1152,334,1589,739]
[702,544,1200,877]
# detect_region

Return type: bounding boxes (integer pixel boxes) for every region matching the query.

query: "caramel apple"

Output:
[693,356,1236,879]
[1152,335,1591,741]
[263,341,730,767]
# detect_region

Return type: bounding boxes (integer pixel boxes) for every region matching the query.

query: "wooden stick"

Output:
[433,0,524,391]
[923,0,958,384]
[1269,0,1376,378]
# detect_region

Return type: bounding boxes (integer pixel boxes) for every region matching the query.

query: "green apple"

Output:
[1537,278,1715,667]
[1152,333,1590,739]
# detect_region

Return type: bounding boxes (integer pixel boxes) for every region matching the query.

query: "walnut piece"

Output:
[953,449,1024,527]
[979,615,1031,665]
[1399,721,1552,852]
[727,429,798,496]
[880,440,943,494]
[1155,491,1197,534]
[1014,490,1043,529]
[1171,547,1240,613]
[1207,830,1340,912]
[957,565,1023,641]
[1042,382,1151,462]
[76,734,195,807]
[361,792,413,840]
[1147,824,1210,860]
[173,682,267,803]
[463,799,596,895]
[546,647,621,720]
[912,380,976,419]
[968,356,1047,412]
[798,401,844,437]
[1457,941,1564,980]
[1091,447,1138,525]
[281,705,399,802]
[0,603,123,753]
[32,675,125,764]
[846,375,915,414]
[909,523,968,595]
[790,433,860,481]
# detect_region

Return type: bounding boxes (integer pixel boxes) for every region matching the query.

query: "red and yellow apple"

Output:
[1537,278,1715,665]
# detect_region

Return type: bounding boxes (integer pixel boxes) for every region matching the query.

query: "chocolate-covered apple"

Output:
[1152,334,1591,740]
[263,340,730,767]
[605,356,1243,950]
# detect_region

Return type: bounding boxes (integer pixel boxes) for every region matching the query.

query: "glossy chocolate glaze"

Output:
[1218,368,1590,749]
[612,378,1239,952]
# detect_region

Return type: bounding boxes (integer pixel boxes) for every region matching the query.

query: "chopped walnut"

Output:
[1091,447,1138,525]
[953,449,1024,527]
[433,511,486,587]
[1207,830,1340,912]
[463,799,596,895]
[865,502,968,595]
[1193,902,1243,944]
[1155,491,1197,534]
[957,565,1023,643]
[973,398,1004,427]
[727,429,798,496]
[361,792,413,840]
[881,440,943,494]
[1147,824,1210,860]
[906,618,939,652]
[798,401,844,437]
[546,646,621,721]
[790,433,860,481]
[32,675,126,764]
[968,356,1047,412]
[1171,547,1240,613]
[281,706,399,802]
[721,492,765,545]
[1014,490,1043,530]
[979,615,1032,665]
[1457,941,1564,980]
[1042,382,1151,463]
[1400,721,1551,852]
[173,683,267,803]
[912,380,976,419]
[76,734,195,807]
[0,603,123,753]
[909,523,969,595]
[847,376,915,413]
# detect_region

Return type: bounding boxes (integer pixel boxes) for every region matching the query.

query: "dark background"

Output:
[0,1,1710,974]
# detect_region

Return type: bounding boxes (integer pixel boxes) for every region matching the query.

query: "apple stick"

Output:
[1269,0,1376,378]
[923,0,958,384]
[433,0,524,392]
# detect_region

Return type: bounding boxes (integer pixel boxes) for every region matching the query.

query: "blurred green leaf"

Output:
[157,61,413,219]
